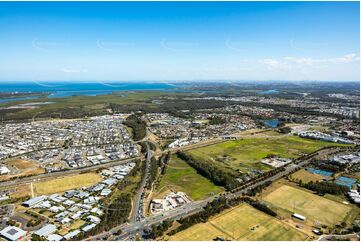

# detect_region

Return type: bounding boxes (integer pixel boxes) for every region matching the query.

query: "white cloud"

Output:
[258,58,290,70]
[259,53,359,70]
[256,53,359,81]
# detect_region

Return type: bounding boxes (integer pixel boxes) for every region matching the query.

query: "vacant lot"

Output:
[289,169,324,183]
[154,155,224,200]
[187,133,345,173]
[0,159,45,181]
[34,173,102,195]
[170,204,308,241]
[7,159,37,170]
[263,185,352,226]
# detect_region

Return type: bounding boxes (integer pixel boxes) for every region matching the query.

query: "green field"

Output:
[170,204,308,241]
[187,132,346,173]
[263,185,352,227]
[155,155,224,200]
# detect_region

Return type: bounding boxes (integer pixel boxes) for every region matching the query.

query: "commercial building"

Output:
[22,195,47,207]
[0,226,27,241]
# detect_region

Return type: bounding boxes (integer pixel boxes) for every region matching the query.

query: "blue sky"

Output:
[0,1,359,82]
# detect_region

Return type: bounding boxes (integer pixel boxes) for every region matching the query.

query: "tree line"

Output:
[176,151,240,190]
[300,181,349,195]
[246,180,273,196]
[123,114,147,141]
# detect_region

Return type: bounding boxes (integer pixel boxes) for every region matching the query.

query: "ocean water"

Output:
[0,82,177,102]
[258,89,280,94]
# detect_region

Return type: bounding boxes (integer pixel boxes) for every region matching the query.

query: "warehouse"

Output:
[0,226,27,241]
[22,195,47,207]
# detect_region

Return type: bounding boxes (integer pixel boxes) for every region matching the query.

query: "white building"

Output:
[22,195,47,207]
[47,234,63,241]
[0,226,27,241]
[292,213,306,221]
[34,224,57,238]
[0,166,10,175]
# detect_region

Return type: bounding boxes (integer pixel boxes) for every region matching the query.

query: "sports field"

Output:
[289,169,324,183]
[155,155,224,200]
[170,204,308,241]
[187,133,345,173]
[263,185,352,226]
[33,173,102,195]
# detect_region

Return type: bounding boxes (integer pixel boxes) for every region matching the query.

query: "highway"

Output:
[131,142,152,224]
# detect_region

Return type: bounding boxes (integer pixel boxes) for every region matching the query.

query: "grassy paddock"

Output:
[289,169,324,183]
[33,173,102,195]
[170,204,308,241]
[263,185,352,227]
[154,155,224,201]
[186,133,347,173]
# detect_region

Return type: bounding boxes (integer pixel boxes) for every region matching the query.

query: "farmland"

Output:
[169,204,308,241]
[262,185,352,227]
[154,155,224,200]
[186,132,346,173]
[33,173,102,195]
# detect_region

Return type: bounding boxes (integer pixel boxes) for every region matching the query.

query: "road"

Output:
[131,142,152,224]
[90,146,341,241]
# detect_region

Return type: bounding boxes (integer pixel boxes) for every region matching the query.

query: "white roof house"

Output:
[87,215,101,224]
[63,229,80,240]
[82,223,96,232]
[0,166,10,175]
[34,224,57,238]
[0,226,27,241]
[47,234,63,241]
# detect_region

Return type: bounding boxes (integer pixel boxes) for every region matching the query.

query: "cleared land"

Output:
[289,169,324,183]
[154,155,224,200]
[187,132,346,173]
[170,204,308,241]
[0,159,45,181]
[33,173,102,195]
[263,185,352,226]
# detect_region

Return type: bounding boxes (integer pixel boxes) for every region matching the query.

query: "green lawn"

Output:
[155,155,224,200]
[187,133,347,173]
[263,185,352,227]
[170,204,308,241]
